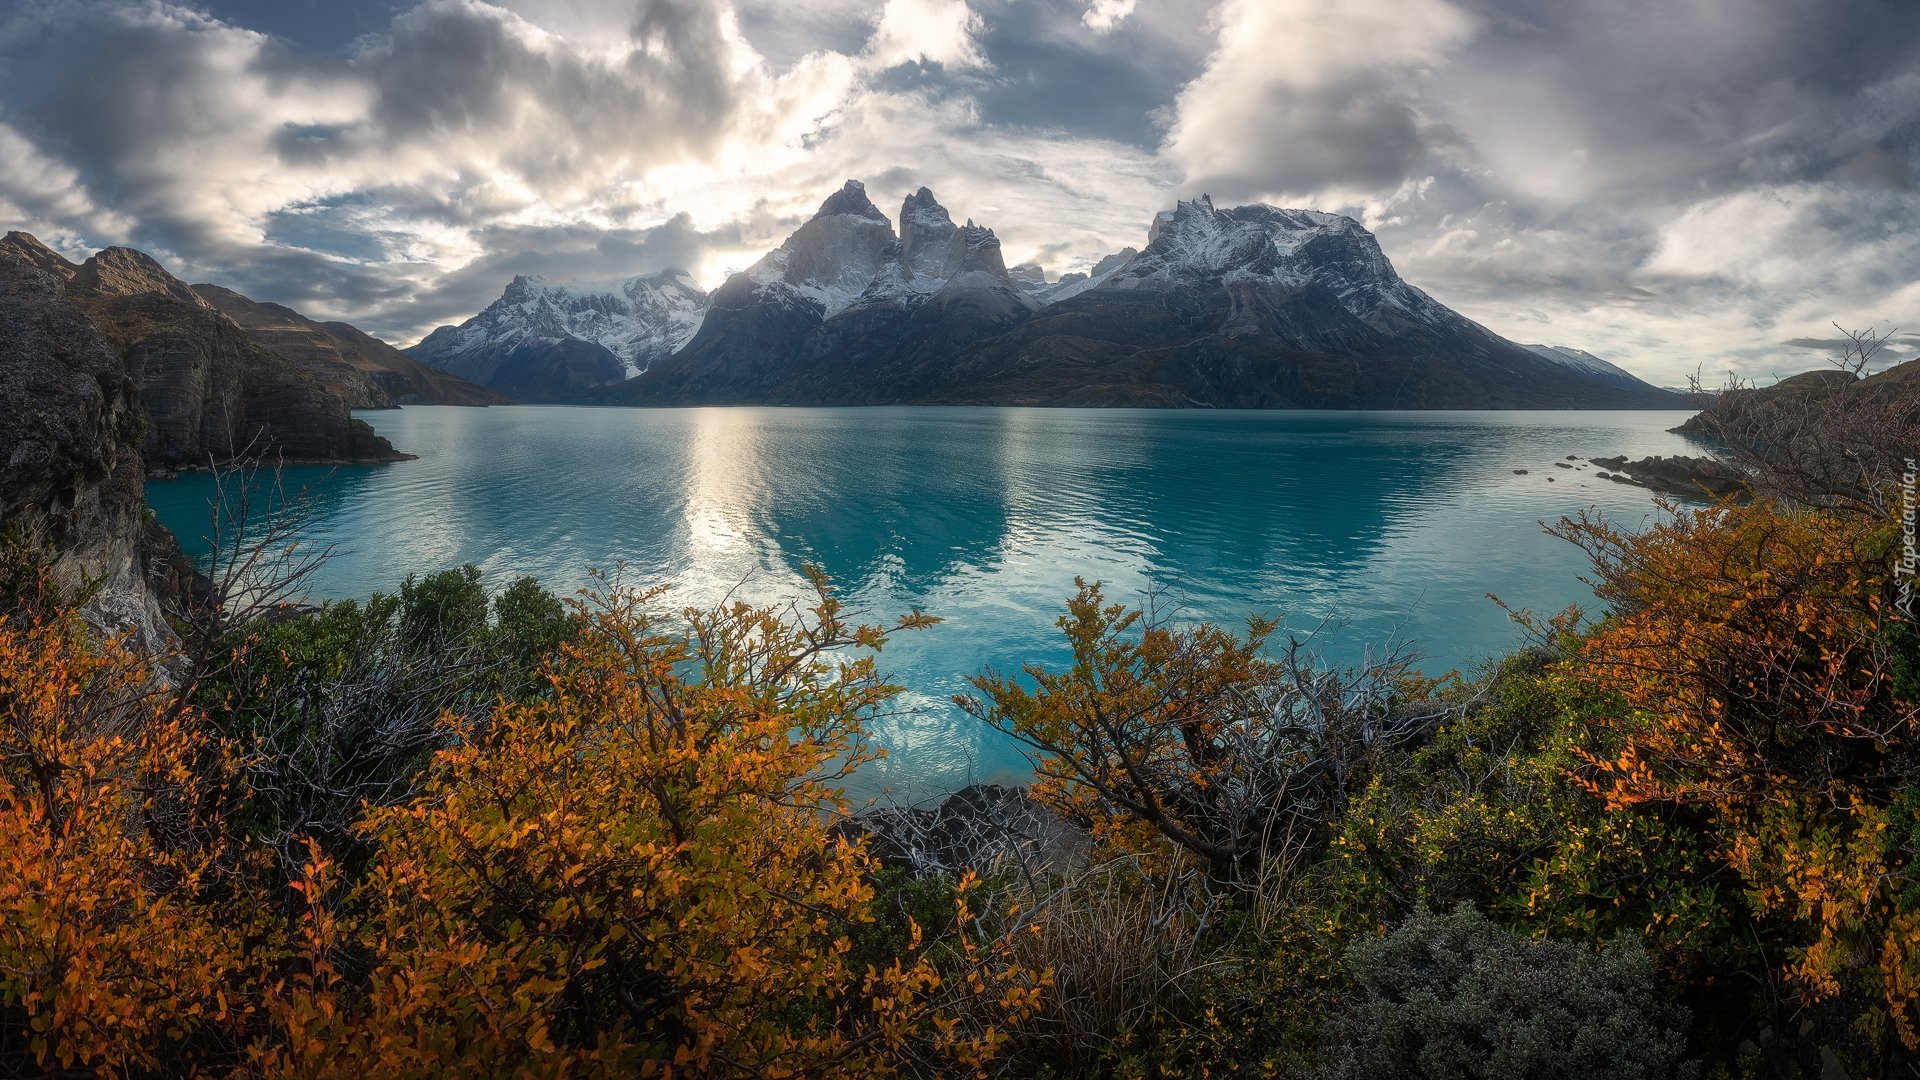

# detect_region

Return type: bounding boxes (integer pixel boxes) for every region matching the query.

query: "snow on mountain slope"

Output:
[413,270,707,380]
[727,182,1031,321]
[1036,247,1138,304]
[1521,344,1644,383]
[1103,195,1455,331]
[739,180,898,318]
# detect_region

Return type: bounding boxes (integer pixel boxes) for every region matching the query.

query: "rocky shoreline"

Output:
[1586,454,1749,499]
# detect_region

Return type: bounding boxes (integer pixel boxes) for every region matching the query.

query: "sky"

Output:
[1,0,1916,385]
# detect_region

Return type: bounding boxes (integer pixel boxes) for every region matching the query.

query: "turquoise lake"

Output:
[147,406,1703,802]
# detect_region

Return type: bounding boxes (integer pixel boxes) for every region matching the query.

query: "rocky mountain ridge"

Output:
[617,181,1042,404]
[0,231,410,468]
[193,285,507,408]
[0,254,190,653]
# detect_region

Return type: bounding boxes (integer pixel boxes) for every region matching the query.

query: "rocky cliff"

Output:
[193,285,508,408]
[0,256,187,653]
[0,232,411,468]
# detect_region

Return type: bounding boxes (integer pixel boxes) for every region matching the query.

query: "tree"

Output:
[204,566,578,871]
[962,580,1456,893]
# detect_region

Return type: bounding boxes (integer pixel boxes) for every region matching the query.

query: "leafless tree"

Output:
[1685,324,1918,518]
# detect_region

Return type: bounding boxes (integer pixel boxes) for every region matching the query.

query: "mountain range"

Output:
[411,181,1686,409]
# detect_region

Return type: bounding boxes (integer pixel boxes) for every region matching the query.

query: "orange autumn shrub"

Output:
[0,582,272,1075]
[1552,498,1920,1045]
[259,571,1040,1078]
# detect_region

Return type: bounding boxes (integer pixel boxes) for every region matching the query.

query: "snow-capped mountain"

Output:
[620,181,1038,403]
[409,270,706,399]
[621,184,1684,408]
[422,178,1681,409]
[1032,247,1138,304]
[1117,198,1449,325]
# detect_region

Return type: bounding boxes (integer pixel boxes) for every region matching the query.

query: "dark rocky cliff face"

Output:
[192,284,509,408]
[0,256,186,653]
[0,233,412,468]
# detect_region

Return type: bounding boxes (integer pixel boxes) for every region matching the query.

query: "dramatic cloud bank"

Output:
[0,0,1914,383]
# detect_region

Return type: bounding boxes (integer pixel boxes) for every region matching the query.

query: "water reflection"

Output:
[146,406,1699,799]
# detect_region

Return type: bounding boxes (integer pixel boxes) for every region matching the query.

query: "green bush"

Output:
[1319,907,1694,1080]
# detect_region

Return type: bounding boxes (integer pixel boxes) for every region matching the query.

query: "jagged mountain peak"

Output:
[813,179,889,223]
[411,266,710,390]
[72,246,212,308]
[900,188,955,265]
[0,231,77,278]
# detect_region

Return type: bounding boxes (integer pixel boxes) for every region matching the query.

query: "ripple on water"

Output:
[146,406,1703,799]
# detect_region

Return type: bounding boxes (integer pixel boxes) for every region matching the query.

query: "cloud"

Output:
[1163,0,1474,202]
[1080,0,1134,33]
[865,0,985,70]
[0,0,1916,383]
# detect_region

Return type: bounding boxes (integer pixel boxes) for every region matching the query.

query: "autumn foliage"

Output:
[0,576,269,1074]
[6,484,1920,1075]
[1553,498,1920,1046]
[0,567,1041,1077]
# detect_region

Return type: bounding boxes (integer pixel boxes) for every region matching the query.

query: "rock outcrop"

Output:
[1673,357,1920,503]
[193,285,508,408]
[1587,455,1750,499]
[0,232,411,468]
[0,255,185,653]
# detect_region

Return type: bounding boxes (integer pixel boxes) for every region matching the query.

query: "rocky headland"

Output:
[0,232,412,469]
[0,256,189,653]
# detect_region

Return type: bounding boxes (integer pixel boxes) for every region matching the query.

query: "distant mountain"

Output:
[0,231,408,468]
[1031,247,1138,305]
[408,270,706,401]
[618,183,1040,404]
[423,181,1683,409]
[192,285,507,408]
[1521,344,1667,397]
[601,186,1685,408]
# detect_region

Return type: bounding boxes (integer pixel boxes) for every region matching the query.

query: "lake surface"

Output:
[147,406,1703,801]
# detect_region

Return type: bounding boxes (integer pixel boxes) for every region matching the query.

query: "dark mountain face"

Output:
[607,187,1685,409]
[0,231,410,468]
[0,252,189,654]
[192,285,508,408]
